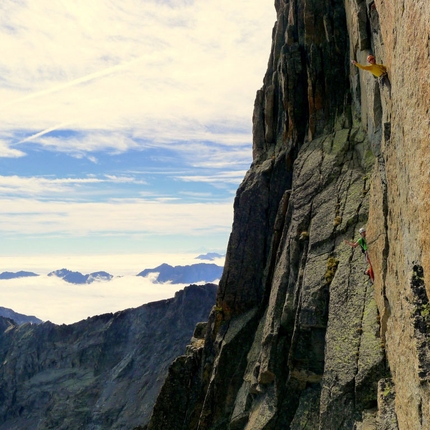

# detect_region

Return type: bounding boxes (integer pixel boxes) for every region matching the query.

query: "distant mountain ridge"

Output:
[137,263,223,284]
[48,268,113,284]
[0,271,39,280]
[1,259,224,285]
[0,307,42,325]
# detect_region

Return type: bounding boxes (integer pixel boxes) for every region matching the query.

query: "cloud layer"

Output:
[0,252,225,324]
[0,198,233,236]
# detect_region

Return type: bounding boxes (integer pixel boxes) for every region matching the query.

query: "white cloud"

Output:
[0,140,26,157]
[21,128,252,162]
[0,175,144,197]
[177,170,248,185]
[27,131,140,154]
[0,0,275,151]
[0,198,233,237]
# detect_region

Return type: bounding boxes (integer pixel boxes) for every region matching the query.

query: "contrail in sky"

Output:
[18,122,72,144]
[2,56,146,109]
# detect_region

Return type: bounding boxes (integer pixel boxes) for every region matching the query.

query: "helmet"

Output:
[359,227,366,233]
[367,55,375,63]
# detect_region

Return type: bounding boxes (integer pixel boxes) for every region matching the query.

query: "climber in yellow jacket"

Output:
[351,54,390,94]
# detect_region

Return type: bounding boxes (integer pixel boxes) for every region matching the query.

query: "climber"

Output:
[344,227,374,282]
[351,55,391,94]
[344,227,369,260]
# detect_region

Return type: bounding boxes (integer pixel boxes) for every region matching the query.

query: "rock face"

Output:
[0,284,217,430]
[146,0,430,429]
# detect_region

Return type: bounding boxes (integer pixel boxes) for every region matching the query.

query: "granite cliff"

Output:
[146,0,430,429]
[0,284,217,430]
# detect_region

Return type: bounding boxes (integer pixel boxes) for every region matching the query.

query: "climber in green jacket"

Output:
[344,227,368,258]
[351,54,391,93]
[344,227,374,282]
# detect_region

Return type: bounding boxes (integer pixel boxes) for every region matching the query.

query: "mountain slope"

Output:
[0,284,217,430]
[0,307,42,325]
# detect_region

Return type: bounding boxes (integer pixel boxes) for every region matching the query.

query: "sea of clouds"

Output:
[0,253,224,325]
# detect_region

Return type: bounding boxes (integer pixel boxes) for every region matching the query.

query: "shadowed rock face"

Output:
[0,284,217,430]
[146,0,430,429]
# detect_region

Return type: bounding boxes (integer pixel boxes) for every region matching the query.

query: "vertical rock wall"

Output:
[146,0,430,429]
[366,1,430,429]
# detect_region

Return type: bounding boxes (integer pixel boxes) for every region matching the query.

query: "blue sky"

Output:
[0,0,275,260]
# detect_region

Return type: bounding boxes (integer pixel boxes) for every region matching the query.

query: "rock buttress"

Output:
[147,0,430,428]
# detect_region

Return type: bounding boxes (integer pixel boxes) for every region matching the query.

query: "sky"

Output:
[0,0,275,322]
[0,0,275,256]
